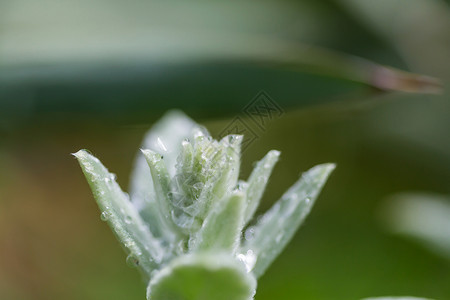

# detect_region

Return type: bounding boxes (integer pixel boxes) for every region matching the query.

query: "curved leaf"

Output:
[129,111,196,238]
[244,150,280,224]
[147,253,256,300]
[73,150,164,279]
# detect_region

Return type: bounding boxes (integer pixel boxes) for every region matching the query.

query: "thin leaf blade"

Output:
[244,150,280,224]
[74,150,164,279]
[129,111,196,236]
[141,149,182,239]
[241,163,335,278]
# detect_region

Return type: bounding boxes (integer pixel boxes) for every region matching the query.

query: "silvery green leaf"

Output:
[191,192,245,252]
[174,131,222,208]
[141,149,183,240]
[147,253,256,300]
[218,135,242,194]
[244,150,280,224]
[74,150,164,279]
[169,131,224,225]
[129,111,196,237]
[176,141,195,187]
[195,135,243,219]
[170,140,201,233]
[241,163,335,278]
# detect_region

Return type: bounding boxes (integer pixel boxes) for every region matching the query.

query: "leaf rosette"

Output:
[74,111,335,300]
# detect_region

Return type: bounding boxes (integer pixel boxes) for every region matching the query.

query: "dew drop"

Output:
[124,241,135,249]
[126,254,139,268]
[245,227,255,241]
[237,250,257,272]
[124,215,132,224]
[236,181,249,192]
[193,128,204,138]
[100,211,111,221]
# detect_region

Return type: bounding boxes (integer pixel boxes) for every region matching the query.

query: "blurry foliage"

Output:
[0,0,446,131]
[381,193,450,261]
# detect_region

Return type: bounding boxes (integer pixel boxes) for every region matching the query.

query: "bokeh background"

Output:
[1,0,450,299]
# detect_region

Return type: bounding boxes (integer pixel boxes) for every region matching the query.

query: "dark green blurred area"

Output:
[1,0,449,299]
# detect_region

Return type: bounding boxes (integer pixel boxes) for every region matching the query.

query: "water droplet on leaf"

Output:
[100,211,111,221]
[126,254,139,268]
[237,250,257,272]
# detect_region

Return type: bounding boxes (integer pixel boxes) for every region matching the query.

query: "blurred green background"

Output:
[1,0,449,299]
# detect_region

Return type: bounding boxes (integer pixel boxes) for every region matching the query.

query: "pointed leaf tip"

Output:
[308,163,336,178]
[129,110,197,235]
[141,148,183,240]
[72,149,90,159]
[241,163,335,278]
[244,150,281,224]
[74,150,164,279]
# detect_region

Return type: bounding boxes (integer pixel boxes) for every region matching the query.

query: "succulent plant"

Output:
[74,111,335,300]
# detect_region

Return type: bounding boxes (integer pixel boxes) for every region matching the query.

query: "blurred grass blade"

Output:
[382,193,450,260]
[242,163,335,278]
[244,150,280,225]
[248,44,443,94]
[0,49,442,131]
[129,111,195,237]
[338,0,450,78]
[73,150,164,279]
[192,192,245,252]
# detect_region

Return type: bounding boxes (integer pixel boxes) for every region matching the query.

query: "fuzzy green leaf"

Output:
[74,150,164,279]
[241,163,335,278]
[218,135,242,196]
[195,135,242,220]
[141,149,183,240]
[147,253,256,300]
[191,192,245,252]
[244,150,280,224]
[129,111,196,238]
